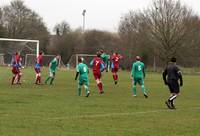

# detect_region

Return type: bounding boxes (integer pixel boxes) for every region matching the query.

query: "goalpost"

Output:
[0,38,39,66]
[0,53,4,66]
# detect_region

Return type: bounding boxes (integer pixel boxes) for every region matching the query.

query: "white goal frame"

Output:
[0,38,39,57]
[0,53,5,65]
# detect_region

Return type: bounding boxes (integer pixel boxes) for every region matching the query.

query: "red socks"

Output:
[113,74,118,81]
[36,75,41,84]
[38,76,41,83]
[17,75,21,83]
[97,83,103,92]
[12,76,16,84]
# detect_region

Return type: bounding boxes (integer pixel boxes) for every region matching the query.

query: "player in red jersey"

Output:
[90,52,105,94]
[34,52,43,84]
[15,52,21,64]
[14,52,22,84]
[110,52,123,84]
[11,60,20,85]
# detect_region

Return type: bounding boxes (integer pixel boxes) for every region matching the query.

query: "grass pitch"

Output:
[0,67,199,136]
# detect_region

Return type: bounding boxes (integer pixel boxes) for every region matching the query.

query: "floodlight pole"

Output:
[82,9,86,33]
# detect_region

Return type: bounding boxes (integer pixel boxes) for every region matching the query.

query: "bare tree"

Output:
[119,11,154,68]
[118,0,199,67]
[0,0,49,51]
[146,0,193,63]
[0,8,7,37]
[48,27,83,63]
[53,21,70,36]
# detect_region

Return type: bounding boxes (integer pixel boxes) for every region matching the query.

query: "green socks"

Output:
[85,85,89,94]
[50,78,54,85]
[133,85,137,95]
[78,85,89,96]
[78,85,82,96]
[141,85,146,94]
[132,85,147,96]
[45,77,55,85]
[45,77,51,84]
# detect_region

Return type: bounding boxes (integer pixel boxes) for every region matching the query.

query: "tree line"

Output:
[1,0,200,69]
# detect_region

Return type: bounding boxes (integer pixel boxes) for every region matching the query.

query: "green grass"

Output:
[0,67,199,136]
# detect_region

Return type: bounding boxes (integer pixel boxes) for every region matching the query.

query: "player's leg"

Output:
[115,71,118,84]
[167,81,179,109]
[132,77,137,96]
[165,80,177,109]
[111,68,117,84]
[114,68,119,84]
[11,75,16,85]
[35,68,40,84]
[38,72,41,83]
[45,71,52,84]
[84,81,90,97]
[17,71,22,84]
[96,79,104,94]
[50,72,55,85]
[94,72,103,94]
[111,69,115,80]
[37,68,42,84]
[12,74,17,85]
[11,70,17,85]
[168,93,178,109]
[107,61,110,72]
[105,62,109,72]
[36,73,41,84]
[78,82,82,96]
[139,78,148,98]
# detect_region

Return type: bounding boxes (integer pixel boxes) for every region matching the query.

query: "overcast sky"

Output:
[0,0,200,33]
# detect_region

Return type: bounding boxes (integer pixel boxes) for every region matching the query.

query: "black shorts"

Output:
[167,80,180,94]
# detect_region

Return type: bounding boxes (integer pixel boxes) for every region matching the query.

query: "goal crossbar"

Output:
[0,38,39,43]
[0,38,40,57]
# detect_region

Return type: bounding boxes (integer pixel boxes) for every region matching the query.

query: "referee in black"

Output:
[162,57,183,109]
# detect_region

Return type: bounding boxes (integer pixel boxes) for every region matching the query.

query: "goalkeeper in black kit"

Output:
[162,57,183,109]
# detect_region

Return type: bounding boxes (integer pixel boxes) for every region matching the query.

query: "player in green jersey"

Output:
[100,49,110,72]
[75,57,90,97]
[45,55,60,85]
[131,56,148,98]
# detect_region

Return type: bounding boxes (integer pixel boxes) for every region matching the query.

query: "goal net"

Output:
[25,54,55,67]
[25,54,66,68]
[0,38,39,66]
[68,54,96,69]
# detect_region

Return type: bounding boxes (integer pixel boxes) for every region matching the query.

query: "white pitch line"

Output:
[48,107,200,120]
[49,110,167,120]
[0,107,199,120]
